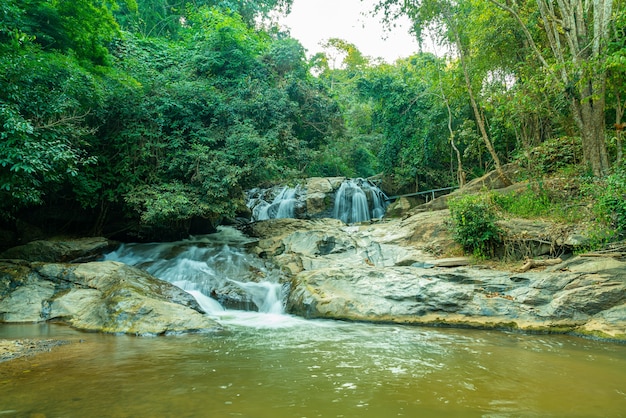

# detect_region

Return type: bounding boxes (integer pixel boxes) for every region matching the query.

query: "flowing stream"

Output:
[1,228,625,417]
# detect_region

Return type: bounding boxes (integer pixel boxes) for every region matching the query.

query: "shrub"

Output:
[448,194,502,258]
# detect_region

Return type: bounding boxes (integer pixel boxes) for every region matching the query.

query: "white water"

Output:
[333,178,387,224]
[247,179,388,223]
[105,226,293,327]
[250,186,298,221]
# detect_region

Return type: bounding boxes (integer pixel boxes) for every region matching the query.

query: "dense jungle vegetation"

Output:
[1,0,625,244]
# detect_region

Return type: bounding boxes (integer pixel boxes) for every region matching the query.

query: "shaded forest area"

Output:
[1,0,625,245]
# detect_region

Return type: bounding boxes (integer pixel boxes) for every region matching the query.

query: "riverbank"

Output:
[0,339,70,363]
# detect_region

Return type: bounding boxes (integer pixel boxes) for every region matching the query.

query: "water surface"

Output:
[1,319,625,417]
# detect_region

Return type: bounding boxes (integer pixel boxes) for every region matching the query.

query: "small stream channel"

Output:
[1,228,625,417]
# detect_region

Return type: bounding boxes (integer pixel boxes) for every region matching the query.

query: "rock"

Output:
[578,304,626,340]
[248,212,626,342]
[385,197,412,218]
[305,177,343,194]
[0,339,71,363]
[432,257,471,267]
[461,163,521,192]
[286,259,626,340]
[304,192,330,217]
[0,260,220,335]
[0,237,119,263]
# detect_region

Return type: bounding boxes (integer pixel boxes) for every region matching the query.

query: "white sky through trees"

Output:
[276,0,420,63]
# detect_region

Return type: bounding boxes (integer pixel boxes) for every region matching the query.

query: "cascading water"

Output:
[333,178,388,224]
[249,186,299,221]
[247,178,388,223]
[104,227,287,324]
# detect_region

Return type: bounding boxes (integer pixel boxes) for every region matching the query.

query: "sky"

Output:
[275,0,421,63]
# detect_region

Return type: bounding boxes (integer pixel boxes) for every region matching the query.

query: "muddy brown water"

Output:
[1,320,625,418]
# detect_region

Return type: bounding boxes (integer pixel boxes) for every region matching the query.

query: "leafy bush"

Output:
[448,194,502,258]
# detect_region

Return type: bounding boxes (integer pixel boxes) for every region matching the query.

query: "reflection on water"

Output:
[1,321,625,417]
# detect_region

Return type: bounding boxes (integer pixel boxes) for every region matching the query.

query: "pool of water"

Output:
[1,317,625,418]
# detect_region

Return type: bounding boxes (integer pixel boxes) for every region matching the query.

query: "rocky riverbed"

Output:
[1,197,625,347]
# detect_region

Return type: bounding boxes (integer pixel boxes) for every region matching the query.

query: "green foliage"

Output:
[354,54,454,192]
[0,0,341,236]
[491,187,552,219]
[88,19,341,235]
[2,0,128,65]
[2,0,623,243]
[448,194,502,257]
[584,167,626,240]
[186,7,269,79]
[513,137,583,176]
[0,49,100,218]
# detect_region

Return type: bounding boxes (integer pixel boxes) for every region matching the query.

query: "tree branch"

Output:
[487,0,550,69]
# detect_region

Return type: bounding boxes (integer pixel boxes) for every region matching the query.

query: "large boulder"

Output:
[0,237,118,263]
[286,259,626,340]
[304,177,344,218]
[0,260,220,335]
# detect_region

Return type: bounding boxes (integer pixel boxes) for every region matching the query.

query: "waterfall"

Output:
[273,187,297,219]
[105,227,286,316]
[247,178,388,223]
[333,178,388,224]
[249,186,298,221]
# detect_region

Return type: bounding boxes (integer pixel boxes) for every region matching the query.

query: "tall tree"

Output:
[489,0,615,176]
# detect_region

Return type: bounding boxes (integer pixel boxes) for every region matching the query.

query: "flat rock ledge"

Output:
[0,237,119,263]
[0,260,220,336]
[246,217,626,342]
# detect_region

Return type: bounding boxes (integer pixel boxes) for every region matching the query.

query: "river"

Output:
[1,229,625,417]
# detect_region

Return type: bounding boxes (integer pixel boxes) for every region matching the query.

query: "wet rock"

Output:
[385,197,412,218]
[0,260,220,335]
[304,177,343,218]
[0,339,71,363]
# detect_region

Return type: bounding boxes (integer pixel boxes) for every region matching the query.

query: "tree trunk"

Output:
[615,91,624,165]
[571,72,610,176]
[451,23,510,186]
[444,94,465,187]
[490,0,613,176]
[576,103,610,176]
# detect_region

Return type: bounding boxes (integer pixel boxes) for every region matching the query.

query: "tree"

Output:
[373,0,512,185]
[0,52,99,219]
[355,54,454,191]
[489,0,615,176]
[606,6,626,164]
[115,0,293,38]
